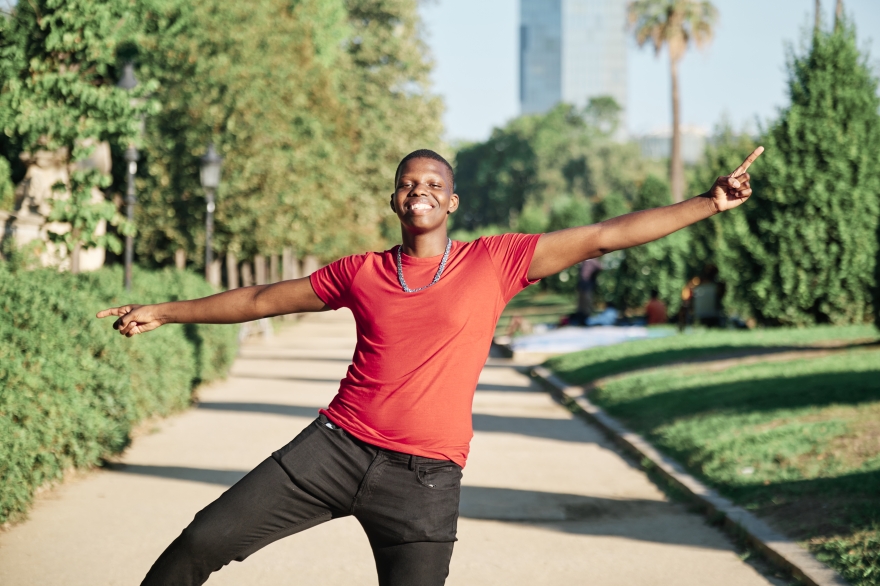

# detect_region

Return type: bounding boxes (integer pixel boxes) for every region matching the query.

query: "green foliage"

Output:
[2,0,441,269]
[0,264,237,523]
[541,197,594,293]
[598,176,689,312]
[594,191,630,222]
[454,99,654,231]
[688,122,759,279]
[448,224,506,243]
[0,0,150,260]
[452,98,661,296]
[515,203,549,234]
[0,155,14,210]
[546,196,592,233]
[719,22,880,325]
[126,0,440,266]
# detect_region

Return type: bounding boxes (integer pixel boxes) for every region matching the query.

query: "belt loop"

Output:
[408,454,415,470]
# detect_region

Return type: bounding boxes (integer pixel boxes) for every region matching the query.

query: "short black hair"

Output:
[650,289,659,298]
[394,149,454,187]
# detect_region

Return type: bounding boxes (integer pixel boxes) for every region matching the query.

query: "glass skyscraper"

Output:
[520,0,627,131]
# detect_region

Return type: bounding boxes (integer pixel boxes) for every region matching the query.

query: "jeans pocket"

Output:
[416,463,462,491]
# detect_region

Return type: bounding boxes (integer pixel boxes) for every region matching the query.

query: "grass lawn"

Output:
[555,339,880,585]
[546,324,879,385]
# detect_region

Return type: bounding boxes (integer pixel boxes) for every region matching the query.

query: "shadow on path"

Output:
[104,463,247,487]
[475,382,539,393]
[227,375,538,394]
[236,354,353,364]
[229,373,343,384]
[103,464,714,548]
[197,402,322,419]
[196,402,595,444]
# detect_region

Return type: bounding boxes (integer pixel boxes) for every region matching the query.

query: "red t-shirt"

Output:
[309,233,541,467]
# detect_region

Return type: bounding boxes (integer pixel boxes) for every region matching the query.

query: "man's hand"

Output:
[705,146,764,213]
[97,305,165,338]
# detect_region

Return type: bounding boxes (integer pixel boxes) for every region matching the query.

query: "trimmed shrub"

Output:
[0,264,237,523]
[720,22,880,325]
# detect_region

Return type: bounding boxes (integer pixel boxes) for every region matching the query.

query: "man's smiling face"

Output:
[391,158,459,234]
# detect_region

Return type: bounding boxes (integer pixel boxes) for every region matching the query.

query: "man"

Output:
[645,289,668,325]
[576,257,602,319]
[98,146,762,586]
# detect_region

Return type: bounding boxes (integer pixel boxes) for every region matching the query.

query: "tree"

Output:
[453,99,654,231]
[342,0,444,249]
[598,176,688,313]
[628,0,717,203]
[687,121,759,281]
[126,0,441,268]
[0,0,147,272]
[125,0,355,266]
[721,20,880,325]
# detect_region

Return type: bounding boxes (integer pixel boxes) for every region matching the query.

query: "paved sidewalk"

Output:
[0,311,779,585]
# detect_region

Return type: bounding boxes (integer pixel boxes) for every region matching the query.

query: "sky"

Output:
[419,0,880,142]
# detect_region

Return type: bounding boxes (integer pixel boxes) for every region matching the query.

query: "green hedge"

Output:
[0,264,238,523]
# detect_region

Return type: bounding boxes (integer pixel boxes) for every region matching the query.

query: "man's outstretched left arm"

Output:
[527,147,764,281]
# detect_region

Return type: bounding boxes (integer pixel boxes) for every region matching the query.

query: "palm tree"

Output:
[628,0,718,202]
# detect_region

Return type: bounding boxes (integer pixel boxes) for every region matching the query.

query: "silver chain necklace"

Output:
[396,239,452,293]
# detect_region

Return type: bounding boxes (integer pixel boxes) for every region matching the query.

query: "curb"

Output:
[530,365,850,586]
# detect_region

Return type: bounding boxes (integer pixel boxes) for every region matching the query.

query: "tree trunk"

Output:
[269,254,279,284]
[226,251,239,289]
[815,0,821,32]
[70,240,81,274]
[241,262,254,288]
[302,254,319,276]
[282,247,300,281]
[835,0,843,29]
[207,259,221,287]
[175,249,186,270]
[254,254,267,285]
[670,57,684,203]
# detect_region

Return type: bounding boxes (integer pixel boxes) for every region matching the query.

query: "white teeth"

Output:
[411,203,431,210]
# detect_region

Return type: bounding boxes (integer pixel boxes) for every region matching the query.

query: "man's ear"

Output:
[447,193,460,215]
[389,195,396,212]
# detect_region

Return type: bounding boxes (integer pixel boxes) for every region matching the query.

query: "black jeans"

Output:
[141,414,462,586]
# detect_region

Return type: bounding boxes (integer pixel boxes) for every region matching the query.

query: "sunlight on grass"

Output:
[546,325,879,385]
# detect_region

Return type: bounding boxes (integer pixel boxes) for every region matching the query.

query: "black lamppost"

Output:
[117,62,139,290]
[199,143,223,283]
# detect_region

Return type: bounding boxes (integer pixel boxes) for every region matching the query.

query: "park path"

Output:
[0,311,780,585]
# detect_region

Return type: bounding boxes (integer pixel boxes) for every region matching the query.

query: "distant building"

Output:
[637,126,708,164]
[520,0,627,131]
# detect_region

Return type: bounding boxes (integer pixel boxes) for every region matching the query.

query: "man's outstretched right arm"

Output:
[96,277,328,338]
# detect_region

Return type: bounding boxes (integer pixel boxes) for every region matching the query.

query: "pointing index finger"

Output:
[732,146,764,177]
[96,306,127,319]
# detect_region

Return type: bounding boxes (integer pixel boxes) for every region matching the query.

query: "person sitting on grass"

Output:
[97,146,763,586]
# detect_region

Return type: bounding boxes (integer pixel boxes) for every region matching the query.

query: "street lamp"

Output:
[117,62,139,291]
[199,143,223,284]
